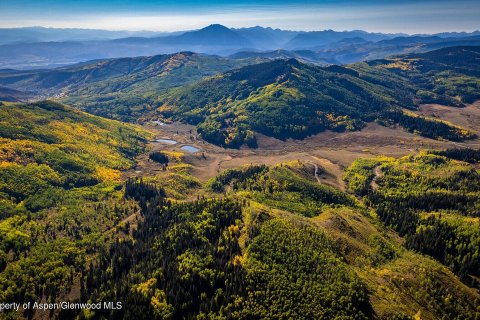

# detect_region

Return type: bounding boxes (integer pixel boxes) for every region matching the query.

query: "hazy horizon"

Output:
[2,24,480,36]
[1,0,479,34]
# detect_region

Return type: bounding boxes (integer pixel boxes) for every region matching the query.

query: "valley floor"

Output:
[134,101,480,191]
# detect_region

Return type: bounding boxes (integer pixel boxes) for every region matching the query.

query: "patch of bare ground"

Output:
[414,100,480,148]
[416,101,480,132]
[256,123,444,153]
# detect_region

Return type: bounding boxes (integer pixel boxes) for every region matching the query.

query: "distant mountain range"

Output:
[232,34,480,65]
[0,26,179,45]
[0,85,34,102]
[1,24,480,69]
[284,29,398,49]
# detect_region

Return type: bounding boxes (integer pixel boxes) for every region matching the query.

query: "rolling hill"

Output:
[83,161,480,320]
[0,52,260,121]
[0,100,149,215]
[0,100,151,308]
[155,46,480,147]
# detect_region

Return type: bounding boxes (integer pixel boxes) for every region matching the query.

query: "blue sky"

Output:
[0,0,479,33]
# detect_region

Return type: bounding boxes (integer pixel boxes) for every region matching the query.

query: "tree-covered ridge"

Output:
[156,59,400,147]
[84,167,372,320]
[156,47,479,148]
[345,150,480,287]
[207,162,354,217]
[433,147,480,163]
[0,100,151,307]
[377,109,475,141]
[364,46,480,106]
[81,159,479,320]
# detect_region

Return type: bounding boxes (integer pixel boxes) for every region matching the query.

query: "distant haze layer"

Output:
[0,0,479,34]
[1,24,480,69]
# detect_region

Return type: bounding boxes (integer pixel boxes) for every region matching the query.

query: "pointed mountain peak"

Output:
[175,24,253,47]
[202,24,230,31]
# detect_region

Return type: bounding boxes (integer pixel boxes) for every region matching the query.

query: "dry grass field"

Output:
[130,101,480,192]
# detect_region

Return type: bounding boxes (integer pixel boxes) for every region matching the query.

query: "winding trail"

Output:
[371,165,383,190]
[314,164,322,183]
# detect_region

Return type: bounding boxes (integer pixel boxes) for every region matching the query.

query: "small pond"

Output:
[180,145,200,153]
[155,138,177,145]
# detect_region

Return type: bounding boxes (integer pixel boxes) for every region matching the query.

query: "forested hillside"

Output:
[363,46,480,106]
[0,101,150,310]
[156,47,479,147]
[81,161,479,320]
[345,150,480,287]
[0,53,258,122]
[1,45,480,320]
